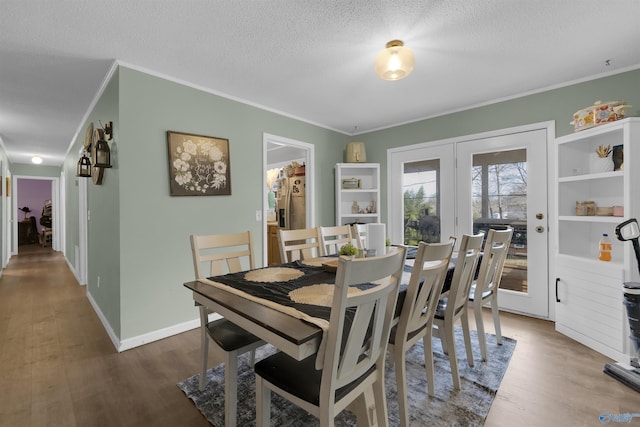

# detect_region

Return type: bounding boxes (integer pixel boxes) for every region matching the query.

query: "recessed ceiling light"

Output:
[31,155,43,164]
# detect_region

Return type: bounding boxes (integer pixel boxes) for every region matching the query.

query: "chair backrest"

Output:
[445,233,484,317]
[278,227,323,262]
[351,224,367,249]
[396,239,455,342]
[320,246,407,403]
[319,225,353,255]
[473,227,514,298]
[190,231,255,279]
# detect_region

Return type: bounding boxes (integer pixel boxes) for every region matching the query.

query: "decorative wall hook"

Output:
[101,120,113,140]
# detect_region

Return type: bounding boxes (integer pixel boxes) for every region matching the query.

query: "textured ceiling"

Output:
[1,0,640,166]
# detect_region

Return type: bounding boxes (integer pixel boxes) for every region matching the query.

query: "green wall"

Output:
[62,64,640,346]
[63,70,121,335]
[11,164,60,177]
[359,68,640,224]
[69,66,347,342]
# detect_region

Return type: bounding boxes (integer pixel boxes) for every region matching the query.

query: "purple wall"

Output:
[17,178,52,234]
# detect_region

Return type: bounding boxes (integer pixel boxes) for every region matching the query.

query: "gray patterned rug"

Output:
[178,328,516,426]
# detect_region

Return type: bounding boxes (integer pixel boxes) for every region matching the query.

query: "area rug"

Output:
[178,328,516,426]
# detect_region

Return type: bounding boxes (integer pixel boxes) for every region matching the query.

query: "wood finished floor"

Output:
[1,244,639,426]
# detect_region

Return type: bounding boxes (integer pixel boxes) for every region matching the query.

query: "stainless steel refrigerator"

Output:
[276,175,306,230]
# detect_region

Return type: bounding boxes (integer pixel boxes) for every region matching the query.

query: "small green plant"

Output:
[386,238,391,246]
[339,242,358,256]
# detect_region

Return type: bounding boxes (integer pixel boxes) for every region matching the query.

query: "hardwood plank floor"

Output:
[1,245,639,426]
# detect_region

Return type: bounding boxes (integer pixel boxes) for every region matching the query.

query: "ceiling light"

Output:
[31,155,42,164]
[375,40,414,81]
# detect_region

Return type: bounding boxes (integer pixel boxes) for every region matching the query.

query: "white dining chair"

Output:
[319,225,353,255]
[254,247,407,427]
[278,227,323,262]
[432,233,484,390]
[351,223,367,249]
[190,231,265,427]
[469,227,514,361]
[388,239,455,426]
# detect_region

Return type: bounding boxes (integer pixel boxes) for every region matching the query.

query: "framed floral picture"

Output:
[167,131,232,196]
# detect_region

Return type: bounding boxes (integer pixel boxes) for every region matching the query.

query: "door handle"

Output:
[555,278,561,303]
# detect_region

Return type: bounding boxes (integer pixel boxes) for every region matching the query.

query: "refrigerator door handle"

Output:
[285,189,292,229]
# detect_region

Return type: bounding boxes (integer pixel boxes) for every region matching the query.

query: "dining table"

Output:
[183,247,468,362]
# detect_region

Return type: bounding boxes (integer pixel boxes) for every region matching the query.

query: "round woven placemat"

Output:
[244,267,304,283]
[289,284,362,307]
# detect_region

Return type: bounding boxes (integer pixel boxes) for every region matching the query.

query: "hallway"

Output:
[0,246,210,426]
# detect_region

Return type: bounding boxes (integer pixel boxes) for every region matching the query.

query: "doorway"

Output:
[262,133,315,266]
[13,176,59,254]
[388,122,553,318]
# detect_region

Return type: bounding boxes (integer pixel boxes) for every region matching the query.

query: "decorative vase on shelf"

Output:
[589,152,613,173]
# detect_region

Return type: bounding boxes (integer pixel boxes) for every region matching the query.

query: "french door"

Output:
[388,124,551,317]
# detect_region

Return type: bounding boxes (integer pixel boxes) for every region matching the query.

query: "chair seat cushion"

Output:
[434,297,464,320]
[468,284,493,301]
[254,351,375,406]
[389,323,426,345]
[206,318,262,351]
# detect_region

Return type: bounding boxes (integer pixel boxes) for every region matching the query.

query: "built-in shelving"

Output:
[335,163,380,226]
[554,118,640,363]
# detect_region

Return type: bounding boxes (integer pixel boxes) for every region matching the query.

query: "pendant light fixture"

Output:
[375,40,414,81]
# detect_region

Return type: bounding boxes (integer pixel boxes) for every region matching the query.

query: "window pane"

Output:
[403,159,441,245]
[471,149,528,293]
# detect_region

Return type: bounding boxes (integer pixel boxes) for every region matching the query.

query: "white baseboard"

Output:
[65,257,83,285]
[118,318,201,351]
[86,289,121,350]
[85,289,208,352]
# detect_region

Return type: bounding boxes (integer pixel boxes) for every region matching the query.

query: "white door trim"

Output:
[78,177,88,286]
[262,133,315,267]
[11,175,60,253]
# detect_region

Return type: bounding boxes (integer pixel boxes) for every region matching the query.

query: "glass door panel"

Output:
[471,149,528,293]
[388,143,455,247]
[403,159,441,244]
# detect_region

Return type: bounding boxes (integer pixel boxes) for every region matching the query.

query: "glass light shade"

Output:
[346,141,367,163]
[375,40,414,81]
[77,153,92,177]
[31,155,43,164]
[94,139,112,168]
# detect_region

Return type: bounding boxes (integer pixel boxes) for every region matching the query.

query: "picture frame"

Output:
[167,131,231,196]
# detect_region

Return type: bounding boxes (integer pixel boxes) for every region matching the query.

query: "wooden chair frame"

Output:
[433,233,483,390]
[469,227,514,361]
[190,231,264,427]
[351,223,367,250]
[255,247,407,427]
[319,225,353,256]
[278,227,323,262]
[388,239,454,425]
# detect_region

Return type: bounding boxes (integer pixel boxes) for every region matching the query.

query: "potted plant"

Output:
[589,144,613,173]
[339,243,358,257]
